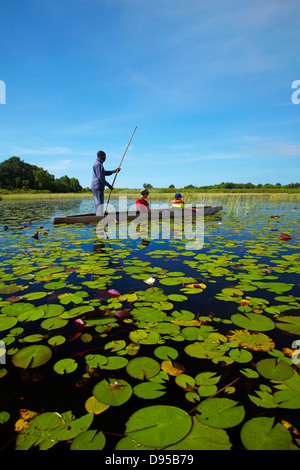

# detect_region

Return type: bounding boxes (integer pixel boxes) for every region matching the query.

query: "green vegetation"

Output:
[1,156,300,200]
[0,156,83,193]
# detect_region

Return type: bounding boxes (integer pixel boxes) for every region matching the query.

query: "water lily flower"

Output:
[108,289,121,297]
[145,277,155,286]
[278,233,292,240]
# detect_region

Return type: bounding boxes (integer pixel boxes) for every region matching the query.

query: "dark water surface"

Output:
[0,195,299,451]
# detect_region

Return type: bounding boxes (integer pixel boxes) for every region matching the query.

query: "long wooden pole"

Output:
[105,126,137,213]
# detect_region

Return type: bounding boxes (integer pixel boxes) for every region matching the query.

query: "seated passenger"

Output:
[136,188,151,213]
[171,192,185,210]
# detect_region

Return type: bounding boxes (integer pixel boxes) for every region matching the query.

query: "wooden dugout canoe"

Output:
[52,206,222,225]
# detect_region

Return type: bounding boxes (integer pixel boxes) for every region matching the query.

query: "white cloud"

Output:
[15,146,72,156]
[43,159,73,171]
[236,137,300,157]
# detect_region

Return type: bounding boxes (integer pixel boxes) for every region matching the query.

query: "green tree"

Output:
[33,168,55,190]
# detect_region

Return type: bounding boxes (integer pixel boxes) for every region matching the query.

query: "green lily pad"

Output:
[159,277,184,285]
[168,294,188,302]
[53,358,78,375]
[93,378,132,406]
[229,348,253,363]
[166,416,232,450]
[23,292,47,301]
[41,304,65,318]
[52,412,94,442]
[133,381,166,399]
[126,357,160,380]
[22,334,45,343]
[185,342,225,360]
[41,317,68,330]
[131,306,167,322]
[101,356,128,370]
[274,390,300,409]
[12,345,52,369]
[240,416,292,450]
[231,312,274,331]
[0,411,10,424]
[48,335,66,346]
[256,358,294,381]
[115,436,155,450]
[15,411,93,450]
[154,346,178,360]
[43,281,67,290]
[70,430,106,450]
[222,287,244,297]
[125,405,192,447]
[60,306,94,319]
[196,398,245,428]
[0,316,18,331]
[275,316,300,335]
[240,368,259,379]
[195,371,220,386]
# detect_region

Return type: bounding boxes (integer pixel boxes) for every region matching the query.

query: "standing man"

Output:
[91,151,120,215]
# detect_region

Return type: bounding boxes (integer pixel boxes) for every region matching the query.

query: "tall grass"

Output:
[183,192,300,217]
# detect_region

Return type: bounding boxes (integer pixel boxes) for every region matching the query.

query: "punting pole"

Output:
[104,126,137,214]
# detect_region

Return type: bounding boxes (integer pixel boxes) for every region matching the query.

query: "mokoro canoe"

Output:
[52,206,222,225]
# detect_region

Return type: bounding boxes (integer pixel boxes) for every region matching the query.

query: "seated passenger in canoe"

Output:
[136,188,151,213]
[171,193,185,210]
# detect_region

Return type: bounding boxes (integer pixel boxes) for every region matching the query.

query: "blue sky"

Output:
[1,0,300,188]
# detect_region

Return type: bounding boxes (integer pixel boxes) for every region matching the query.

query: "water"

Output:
[0,195,299,451]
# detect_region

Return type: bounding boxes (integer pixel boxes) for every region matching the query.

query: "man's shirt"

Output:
[91,158,114,190]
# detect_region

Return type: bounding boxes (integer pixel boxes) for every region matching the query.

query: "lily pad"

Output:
[154,346,178,361]
[41,317,68,330]
[185,341,225,360]
[12,345,52,369]
[0,316,18,331]
[131,306,167,322]
[196,398,245,428]
[133,382,166,399]
[256,358,294,381]
[126,357,160,380]
[125,405,192,447]
[166,416,232,450]
[43,281,67,290]
[231,312,274,331]
[53,358,78,375]
[240,416,292,450]
[275,316,300,335]
[70,429,106,450]
[93,378,132,406]
[101,356,128,370]
[227,329,275,351]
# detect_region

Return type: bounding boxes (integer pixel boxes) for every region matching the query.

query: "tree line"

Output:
[0,156,83,192]
[182,182,300,189]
